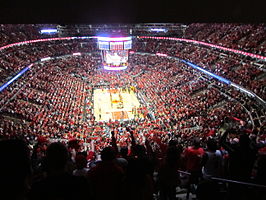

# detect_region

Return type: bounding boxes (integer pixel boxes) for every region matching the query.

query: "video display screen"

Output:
[103,50,128,66]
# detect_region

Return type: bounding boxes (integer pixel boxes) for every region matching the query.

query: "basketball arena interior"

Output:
[0,24,265,200]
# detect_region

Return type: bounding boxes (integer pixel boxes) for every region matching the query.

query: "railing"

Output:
[210,177,266,189]
[178,170,266,188]
[177,170,266,200]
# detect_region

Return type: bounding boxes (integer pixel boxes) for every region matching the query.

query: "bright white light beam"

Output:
[40,29,58,34]
[150,28,167,32]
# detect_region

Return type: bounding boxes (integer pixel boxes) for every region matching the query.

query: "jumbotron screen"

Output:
[103,50,128,70]
[97,36,132,70]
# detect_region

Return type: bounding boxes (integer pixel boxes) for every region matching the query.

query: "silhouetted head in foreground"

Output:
[207,138,218,152]
[166,146,180,165]
[132,144,146,158]
[168,139,178,147]
[101,146,116,162]
[120,146,128,158]
[239,133,250,148]
[75,153,88,169]
[193,137,201,148]
[45,142,69,173]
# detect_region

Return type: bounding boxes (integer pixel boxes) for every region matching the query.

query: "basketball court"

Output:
[93,88,144,121]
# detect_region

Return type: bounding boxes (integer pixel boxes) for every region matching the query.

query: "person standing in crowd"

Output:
[195,138,224,200]
[87,146,124,200]
[157,144,181,200]
[182,137,205,199]
[219,130,258,200]
[201,138,223,179]
[220,130,257,181]
[29,142,90,200]
[73,153,89,177]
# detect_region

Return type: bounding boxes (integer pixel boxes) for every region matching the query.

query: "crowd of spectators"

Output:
[0,39,96,85]
[1,53,259,148]
[133,37,266,100]
[0,24,265,199]
[183,23,266,56]
[1,126,266,200]
[0,24,57,46]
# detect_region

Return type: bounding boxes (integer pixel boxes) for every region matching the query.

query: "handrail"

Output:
[177,170,266,189]
[211,177,266,189]
[178,170,191,176]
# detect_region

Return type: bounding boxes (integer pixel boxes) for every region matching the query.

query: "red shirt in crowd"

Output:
[183,146,205,172]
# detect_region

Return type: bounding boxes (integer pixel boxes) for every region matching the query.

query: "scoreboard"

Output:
[97,36,132,70]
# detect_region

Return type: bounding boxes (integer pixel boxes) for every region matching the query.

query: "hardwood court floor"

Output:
[93,88,143,122]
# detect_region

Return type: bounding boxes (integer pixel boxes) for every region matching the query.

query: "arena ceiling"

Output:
[0,0,265,24]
